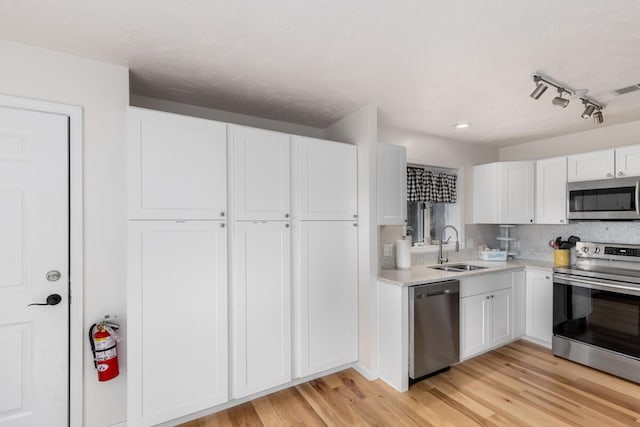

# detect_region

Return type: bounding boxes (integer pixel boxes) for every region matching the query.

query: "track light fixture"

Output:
[530,77,548,99]
[552,88,570,108]
[529,73,605,124]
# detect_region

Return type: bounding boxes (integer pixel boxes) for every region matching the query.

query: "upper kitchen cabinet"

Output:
[378,143,407,225]
[535,156,567,224]
[293,136,357,220]
[127,107,227,220]
[567,149,615,182]
[473,161,534,224]
[231,126,291,221]
[615,144,640,178]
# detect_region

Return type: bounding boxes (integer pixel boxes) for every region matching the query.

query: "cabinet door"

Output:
[295,221,358,377]
[460,293,489,359]
[615,144,640,178]
[377,143,407,225]
[472,163,498,223]
[233,221,291,398]
[489,288,512,348]
[567,149,615,181]
[127,221,228,426]
[294,137,357,220]
[512,271,526,339]
[232,126,290,220]
[499,161,534,224]
[535,157,567,224]
[127,107,227,220]
[526,270,553,344]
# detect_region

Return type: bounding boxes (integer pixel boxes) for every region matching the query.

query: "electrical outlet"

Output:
[383,244,393,257]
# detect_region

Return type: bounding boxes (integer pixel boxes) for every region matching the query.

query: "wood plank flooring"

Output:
[182,340,640,426]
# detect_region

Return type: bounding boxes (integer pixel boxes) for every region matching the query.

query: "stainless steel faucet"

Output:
[438,225,460,264]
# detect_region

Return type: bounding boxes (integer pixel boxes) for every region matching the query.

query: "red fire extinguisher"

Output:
[89,316,120,382]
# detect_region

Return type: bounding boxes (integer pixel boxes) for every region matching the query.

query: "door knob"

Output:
[28,294,62,307]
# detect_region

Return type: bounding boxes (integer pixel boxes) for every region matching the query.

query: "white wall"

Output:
[131,94,325,139]
[378,126,499,224]
[0,40,129,426]
[325,105,379,377]
[499,119,640,161]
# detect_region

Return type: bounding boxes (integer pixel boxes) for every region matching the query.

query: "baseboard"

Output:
[158,363,357,426]
[352,362,379,381]
[108,422,126,427]
[521,335,552,349]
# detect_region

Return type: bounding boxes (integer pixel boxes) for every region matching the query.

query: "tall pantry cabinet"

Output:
[127,108,359,426]
[127,108,229,426]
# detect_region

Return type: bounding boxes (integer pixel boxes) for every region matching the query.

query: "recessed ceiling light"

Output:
[452,122,471,129]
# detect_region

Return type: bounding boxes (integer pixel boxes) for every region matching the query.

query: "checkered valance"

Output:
[407,167,457,203]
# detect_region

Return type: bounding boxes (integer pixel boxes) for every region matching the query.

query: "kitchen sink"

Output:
[429,264,488,272]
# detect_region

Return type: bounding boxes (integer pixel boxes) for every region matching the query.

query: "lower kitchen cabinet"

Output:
[127,221,228,426]
[526,268,553,345]
[512,270,526,338]
[232,221,291,398]
[460,272,512,360]
[295,221,358,377]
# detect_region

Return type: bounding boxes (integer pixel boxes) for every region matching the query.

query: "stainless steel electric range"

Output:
[553,241,640,384]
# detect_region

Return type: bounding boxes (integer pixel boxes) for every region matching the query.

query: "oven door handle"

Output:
[554,274,640,296]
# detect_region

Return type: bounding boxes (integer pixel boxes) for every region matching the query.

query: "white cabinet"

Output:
[232,221,291,398]
[525,269,553,345]
[295,221,358,377]
[615,144,640,178]
[535,156,567,224]
[231,126,290,220]
[460,272,513,359]
[473,161,534,224]
[378,143,407,225]
[127,221,228,426]
[127,107,227,220]
[293,136,357,220]
[512,270,526,339]
[567,149,615,182]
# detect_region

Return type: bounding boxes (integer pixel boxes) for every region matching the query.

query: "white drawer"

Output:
[460,272,512,298]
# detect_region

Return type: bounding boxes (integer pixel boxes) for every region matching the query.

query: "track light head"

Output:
[581,103,596,119]
[552,89,570,108]
[593,110,604,125]
[530,80,548,99]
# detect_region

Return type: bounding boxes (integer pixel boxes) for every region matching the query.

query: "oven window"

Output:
[553,283,640,358]
[569,186,636,212]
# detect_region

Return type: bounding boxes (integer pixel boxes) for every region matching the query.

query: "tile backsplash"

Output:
[511,222,640,262]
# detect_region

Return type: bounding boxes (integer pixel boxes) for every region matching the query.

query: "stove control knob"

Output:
[583,247,589,253]
[594,247,600,254]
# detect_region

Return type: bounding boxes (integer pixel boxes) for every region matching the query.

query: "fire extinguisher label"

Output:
[95,348,117,361]
[94,336,115,351]
[97,364,109,372]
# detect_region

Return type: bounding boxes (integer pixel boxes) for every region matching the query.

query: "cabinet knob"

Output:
[545,276,550,280]
[220,223,226,228]
[285,224,290,228]
[560,219,564,223]
[530,219,533,223]
[220,212,225,217]
[491,295,495,299]
[353,223,358,227]
[607,173,613,178]
[285,213,290,218]
[618,171,624,177]
[353,214,358,218]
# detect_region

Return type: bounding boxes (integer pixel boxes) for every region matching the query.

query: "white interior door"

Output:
[0,106,69,426]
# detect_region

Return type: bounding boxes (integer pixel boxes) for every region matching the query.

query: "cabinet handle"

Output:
[285,224,290,228]
[485,295,490,300]
[353,214,358,218]
[220,212,225,217]
[618,171,624,177]
[607,173,613,178]
[220,223,226,228]
[545,276,550,280]
[530,219,533,223]
[353,223,358,227]
[560,219,564,223]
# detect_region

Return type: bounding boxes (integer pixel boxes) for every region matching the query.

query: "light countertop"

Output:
[378,259,554,287]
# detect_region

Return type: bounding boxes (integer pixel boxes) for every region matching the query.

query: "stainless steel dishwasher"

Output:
[409,279,460,381]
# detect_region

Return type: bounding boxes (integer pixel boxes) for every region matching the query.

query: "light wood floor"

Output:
[182,340,640,426]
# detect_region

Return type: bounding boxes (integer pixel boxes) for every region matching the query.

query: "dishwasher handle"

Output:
[424,289,458,297]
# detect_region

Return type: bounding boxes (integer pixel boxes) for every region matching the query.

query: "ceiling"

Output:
[0,0,639,146]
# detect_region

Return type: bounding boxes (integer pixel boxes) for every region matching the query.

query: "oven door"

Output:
[553,274,640,359]
[567,177,640,220]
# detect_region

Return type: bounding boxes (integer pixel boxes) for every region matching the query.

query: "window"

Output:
[406,166,460,247]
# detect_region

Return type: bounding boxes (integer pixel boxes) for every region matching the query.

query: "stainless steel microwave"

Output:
[567,177,640,220]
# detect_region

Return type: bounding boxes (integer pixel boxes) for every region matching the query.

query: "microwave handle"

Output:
[637,181,640,215]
